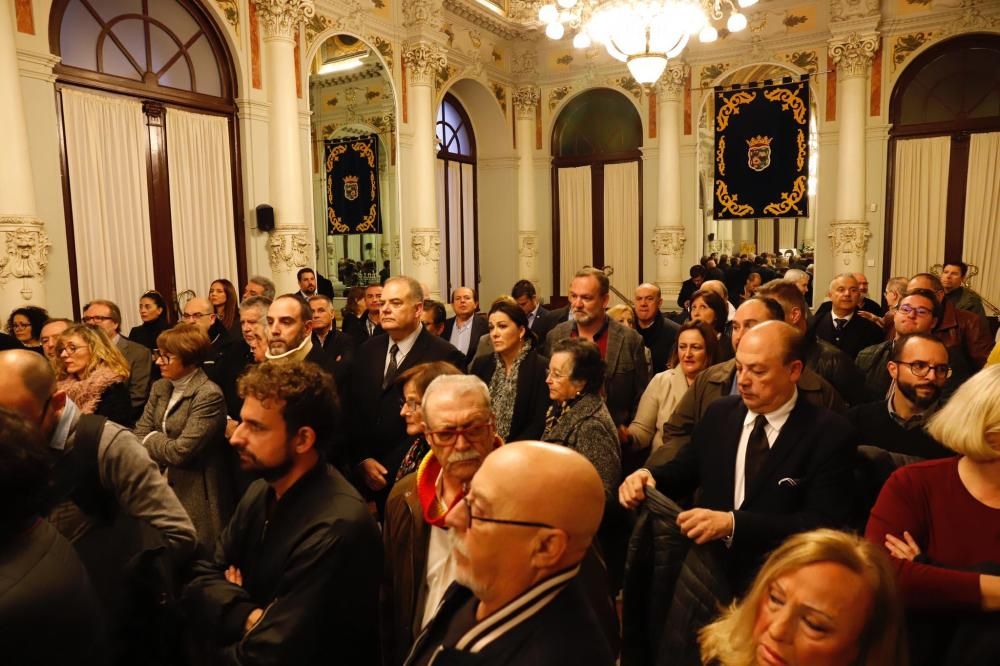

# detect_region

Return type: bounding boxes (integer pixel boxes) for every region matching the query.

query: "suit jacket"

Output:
[810,311,884,359]
[134,368,232,549]
[470,349,550,442]
[442,314,490,369]
[350,329,466,479]
[343,313,383,345]
[545,318,650,427]
[529,305,559,342]
[317,272,335,298]
[116,335,152,412]
[637,312,680,374]
[648,394,856,590]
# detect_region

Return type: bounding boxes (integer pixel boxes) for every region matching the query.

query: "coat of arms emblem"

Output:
[343,175,359,201]
[746,135,773,172]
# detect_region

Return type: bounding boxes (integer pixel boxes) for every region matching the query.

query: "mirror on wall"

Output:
[309,33,397,293]
[696,63,818,262]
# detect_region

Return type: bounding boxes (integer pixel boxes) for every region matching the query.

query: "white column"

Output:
[255,0,314,294]
[0,0,50,311]
[828,31,879,273]
[402,40,446,299]
[653,64,687,301]
[513,86,540,285]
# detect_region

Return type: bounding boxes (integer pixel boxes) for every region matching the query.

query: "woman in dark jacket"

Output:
[128,290,171,350]
[471,300,550,442]
[690,289,735,361]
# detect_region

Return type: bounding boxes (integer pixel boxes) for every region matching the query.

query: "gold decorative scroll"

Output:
[715,91,756,131]
[353,140,376,167]
[796,129,806,171]
[763,176,807,216]
[763,84,807,125]
[716,136,726,177]
[716,180,754,217]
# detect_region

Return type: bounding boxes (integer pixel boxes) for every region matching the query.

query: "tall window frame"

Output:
[436,93,479,295]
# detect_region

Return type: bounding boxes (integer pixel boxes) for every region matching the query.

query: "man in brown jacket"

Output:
[381,375,502,666]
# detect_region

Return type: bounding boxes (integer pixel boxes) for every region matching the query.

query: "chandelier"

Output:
[538,0,757,84]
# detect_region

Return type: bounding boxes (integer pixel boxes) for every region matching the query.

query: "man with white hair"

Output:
[382,375,503,666]
[811,274,883,359]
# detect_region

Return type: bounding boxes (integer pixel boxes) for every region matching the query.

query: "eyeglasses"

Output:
[462,495,555,531]
[896,361,952,379]
[400,398,421,412]
[82,315,114,324]
[898,304,933,318]
[153,349,176,364]
[57,343,87,355]
[425,421,493,447]
[181,312,211,321]
[546,368,570,381]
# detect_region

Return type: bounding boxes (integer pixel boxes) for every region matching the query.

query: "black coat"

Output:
[128,318,169,351]
[343,313,383,345]
[529,305,559,342]
[637,312,680,374]
[810,311,884,359]
[805,337,867,407]
[470,349,550,442]
[442,314,490,369]
[183,462,382,666]
[648,394,856,591]
[848,401,952,460]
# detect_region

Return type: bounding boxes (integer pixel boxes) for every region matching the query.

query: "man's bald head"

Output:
[0,350,56,406]
[735,321,805,413]
[701,280,729,301]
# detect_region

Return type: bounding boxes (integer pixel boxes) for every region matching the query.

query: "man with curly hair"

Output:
[184,361,382,665]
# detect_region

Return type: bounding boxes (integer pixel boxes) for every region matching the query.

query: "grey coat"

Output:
[116,335,152,409]
[545,318,650,427]
[134,369,232,549]
[541,392,622,502]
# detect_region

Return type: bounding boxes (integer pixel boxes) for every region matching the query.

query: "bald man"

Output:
[620,322,856,593]
[810,274,883,359]
[633,282,679,373]
[184,296,237,383]
[406,442,617,666]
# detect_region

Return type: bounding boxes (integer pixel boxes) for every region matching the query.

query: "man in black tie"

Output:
[619,320,855,592]
[343,284,384,343]
[351,276,466,514]
[810,273,883,359]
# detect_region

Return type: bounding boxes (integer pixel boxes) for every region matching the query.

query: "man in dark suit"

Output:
[83,299,152,414]
[308,294,355,393]
[442,286,489,369]
[343,283,383,343]
[512,279,557,341]
[352,277,466,511]
[620,321,856,592]
[294,267,318,301]
[810,274,883,359]
[634,282,679,374]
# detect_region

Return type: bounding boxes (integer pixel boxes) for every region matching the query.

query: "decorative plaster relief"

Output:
[403,0,442,29]
[410,229,441,266]
[829,0,879,22]
[403,41,447,87]
[268,229,312,272]
[656,64,687,102]
[216,0,239,34]
[548,86,572,111]
[0,218,52,300]
[651,227,686,257]
[491,82,508,116]
[828,221,871,266]
[512,86,539,119]
[254,0,315,41]
[829,32,880,79]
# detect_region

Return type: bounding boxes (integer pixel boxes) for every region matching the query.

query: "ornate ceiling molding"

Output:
[441,0,524,40]
[310,64,388,87]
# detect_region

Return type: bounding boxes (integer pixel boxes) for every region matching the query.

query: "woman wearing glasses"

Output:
[54,324,133,427]
[5,305,48,352]
[134,323,231,549]
[393,361,464,482]
[470,300,550,443]
[865,365,1000,666]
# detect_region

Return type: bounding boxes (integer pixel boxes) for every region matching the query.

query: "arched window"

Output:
[885,35,1000,298]
[50,0,242,324]
[436,94,478,294]
[551,89,642,299]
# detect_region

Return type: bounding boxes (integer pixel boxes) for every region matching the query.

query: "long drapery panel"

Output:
[603,162,639,305]
[557,166,593,291]
[963,131,1000,312]
[165,107,238,300]
[62,87,154,332]
[890,136,950,280]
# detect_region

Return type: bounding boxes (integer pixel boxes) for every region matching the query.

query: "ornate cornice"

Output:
[309,65,387,88]
[403,41,447,86]
[829,31,880,79]
[651,227,685,257]
[655,63,687,102]
[254,0,315,41]
[512,86,539,119]
[441,0,523,40]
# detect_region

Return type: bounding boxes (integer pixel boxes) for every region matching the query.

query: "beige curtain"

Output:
[963,131,1000,311]
[165,108,238,298]
[461,163,476,286]
[603,162,639,305]
[778,218,797,250]
[757,219,775,255]
[61,87,154,333]
[890,136,950,279]
[558,166,593,291]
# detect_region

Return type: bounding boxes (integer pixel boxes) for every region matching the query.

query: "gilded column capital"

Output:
[512,86,540,120]
[254,0,315,41]
[829,32,880,79]
[403,41,446,87]
[655,63,687,102]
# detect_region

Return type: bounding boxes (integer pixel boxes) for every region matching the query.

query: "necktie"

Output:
[383,343,399,389]
[744,414,770,492]
[833,318,847,333]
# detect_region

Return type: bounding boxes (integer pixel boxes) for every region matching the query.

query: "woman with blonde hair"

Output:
[699,529,907,666]
[54,323,133,427]
[866,364,1000,665]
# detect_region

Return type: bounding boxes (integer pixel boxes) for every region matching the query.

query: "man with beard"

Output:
[382,375,502,665]
[849,334,952,460]
[184,361,382,666]
[405,442,617,666]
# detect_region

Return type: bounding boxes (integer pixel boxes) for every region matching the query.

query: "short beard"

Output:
[447,528,487,597]
[897,379,940,409]
[573,310,595,325]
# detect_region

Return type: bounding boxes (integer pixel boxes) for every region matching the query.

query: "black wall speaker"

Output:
[256,204,275,232]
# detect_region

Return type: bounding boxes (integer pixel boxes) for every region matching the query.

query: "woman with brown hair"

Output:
[699,529,907,666]
[208,278,240,338]
[393,361,465,481]
[54,324,133,427]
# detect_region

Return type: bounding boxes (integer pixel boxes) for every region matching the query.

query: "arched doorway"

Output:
[885,34,1000,308]
[436,93,478,297]
[551,88,642,301]
[50,0,242,327]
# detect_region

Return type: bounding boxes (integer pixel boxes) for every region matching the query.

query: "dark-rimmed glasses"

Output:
[898,304,933,318]
[462,495,555,530]
[425,421,493,447]
[153,349,176,364]
[896,360,952,379]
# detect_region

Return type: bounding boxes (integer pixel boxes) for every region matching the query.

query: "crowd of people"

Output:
[0,257,998,666]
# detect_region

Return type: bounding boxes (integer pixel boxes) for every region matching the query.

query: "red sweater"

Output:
[865,457,1000,611]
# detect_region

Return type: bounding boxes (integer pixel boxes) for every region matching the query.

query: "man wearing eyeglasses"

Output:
[850,334,953,460]
[405,441,617,666]
[83,299,152,414]
[857,289,971,402]
[382,374,502,666]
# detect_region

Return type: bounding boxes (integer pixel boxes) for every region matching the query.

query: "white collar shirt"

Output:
[732,388,798,509]
[385,325,421,375]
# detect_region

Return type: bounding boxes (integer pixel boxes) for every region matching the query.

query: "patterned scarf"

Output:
[488,340,531,439]
[415,451,464,528]
[543,391,584,439]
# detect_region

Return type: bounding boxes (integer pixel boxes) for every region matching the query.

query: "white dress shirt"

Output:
[830,310,854,327]
[421,524,456,628]
[732,388,798,509]
[448,316,474,355]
